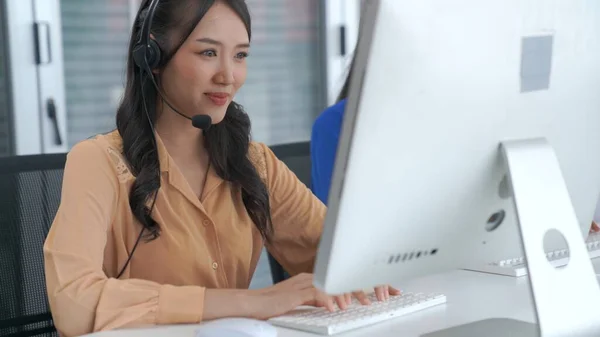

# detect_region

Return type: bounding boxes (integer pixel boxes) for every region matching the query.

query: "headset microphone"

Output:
[150,79,213,131]
[191,115,212,130]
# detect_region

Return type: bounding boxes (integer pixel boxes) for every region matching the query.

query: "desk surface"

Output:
[83,266,553,337]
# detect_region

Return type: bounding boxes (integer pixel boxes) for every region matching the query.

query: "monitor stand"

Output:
[423,138,600,337]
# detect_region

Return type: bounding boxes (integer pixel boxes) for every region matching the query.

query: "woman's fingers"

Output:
[352,291,371,305]
[388,285,402,296]
[345,293,352,305]
[301,288,337,312]
[334,295,348,310]
[375,286,386,301]
[299,284,401,313]
[373,285,402,302]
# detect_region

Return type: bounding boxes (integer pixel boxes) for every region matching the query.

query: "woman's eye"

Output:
[201,50,217,57]
[236,52,249,59]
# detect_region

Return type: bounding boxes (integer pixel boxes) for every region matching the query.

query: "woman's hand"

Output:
[591,221,600,233]
[246,273,401,320]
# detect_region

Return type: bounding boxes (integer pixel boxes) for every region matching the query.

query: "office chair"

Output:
[0,153,66,337]
[268,141,311,284]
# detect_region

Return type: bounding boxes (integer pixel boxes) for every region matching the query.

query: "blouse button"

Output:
[203,219,210,227]
[212,262,219,270]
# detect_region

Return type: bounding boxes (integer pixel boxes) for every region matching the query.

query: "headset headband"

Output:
[134,0,161,71]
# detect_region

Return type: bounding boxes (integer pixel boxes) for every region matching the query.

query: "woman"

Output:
[43,1,398,336]
[311,56,354,204]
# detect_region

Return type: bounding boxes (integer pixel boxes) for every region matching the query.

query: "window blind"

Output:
[59,0,325,148]
[237,0,325,145]
[0,2,12,157]
[60,0,131,148]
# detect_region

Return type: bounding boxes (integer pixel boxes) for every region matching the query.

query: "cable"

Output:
[116,69,160,279]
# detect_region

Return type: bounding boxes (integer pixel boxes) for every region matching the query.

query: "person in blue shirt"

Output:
[310,57,355,204]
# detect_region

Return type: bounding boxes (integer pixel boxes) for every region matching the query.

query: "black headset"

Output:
[116,0,161,279]
[133,0,162,78]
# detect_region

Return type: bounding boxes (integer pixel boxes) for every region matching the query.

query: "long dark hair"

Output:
[116,0,273,242]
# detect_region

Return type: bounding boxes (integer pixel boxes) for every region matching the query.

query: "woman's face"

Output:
[159,2,249,124]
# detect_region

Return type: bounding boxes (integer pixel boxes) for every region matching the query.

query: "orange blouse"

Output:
[43,130,326,336]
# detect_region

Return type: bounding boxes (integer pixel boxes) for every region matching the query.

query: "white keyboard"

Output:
[269,292,446,335]
[464,232,600,277]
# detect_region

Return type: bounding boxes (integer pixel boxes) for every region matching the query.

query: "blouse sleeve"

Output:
[252,142,326,275]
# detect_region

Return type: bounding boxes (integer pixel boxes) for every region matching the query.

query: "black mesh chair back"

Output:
[267,142,311,284]
[271,142,311,189]
[0,154,66,337]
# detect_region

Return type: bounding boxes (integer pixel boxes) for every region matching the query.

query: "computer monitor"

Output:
[314,0,600,335]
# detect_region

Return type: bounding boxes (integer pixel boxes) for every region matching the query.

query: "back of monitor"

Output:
[314,0,600,295]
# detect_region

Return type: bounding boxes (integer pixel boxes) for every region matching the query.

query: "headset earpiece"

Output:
[132,0,161,74]
[145,39,161,69]
[133,38,161,72]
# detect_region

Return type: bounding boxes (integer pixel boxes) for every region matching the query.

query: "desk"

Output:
[83,258,600,337]
[83,268,545,337]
